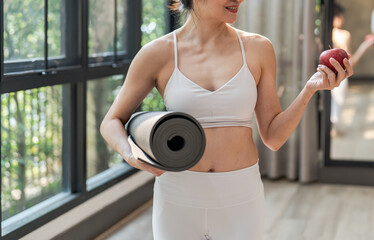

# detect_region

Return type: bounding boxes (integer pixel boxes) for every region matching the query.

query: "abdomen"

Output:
[189,126,258,172]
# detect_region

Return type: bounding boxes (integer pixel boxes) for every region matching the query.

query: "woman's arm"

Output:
[254,38,353,151]
[100,40,168,176]
[349,36,374,68]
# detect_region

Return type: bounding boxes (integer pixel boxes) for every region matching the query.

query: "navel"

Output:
[208,168,215,172]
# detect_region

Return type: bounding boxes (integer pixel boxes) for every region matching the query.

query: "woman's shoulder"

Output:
[137,33,174,62]
[235,28,275,59]
[333,27,351,37]
[128,33,175,81]
[235,29,273,48]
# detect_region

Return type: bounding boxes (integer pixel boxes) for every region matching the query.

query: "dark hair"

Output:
[169,0,193,13]
[333,3,346,17]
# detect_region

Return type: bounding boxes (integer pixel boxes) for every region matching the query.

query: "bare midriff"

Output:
[188,126,259,172]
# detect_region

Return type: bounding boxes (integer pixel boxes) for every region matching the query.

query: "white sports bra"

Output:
[163,29,257,128]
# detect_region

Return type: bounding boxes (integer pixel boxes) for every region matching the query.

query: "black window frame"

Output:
[1,0,4,237]
[0,0,163,239]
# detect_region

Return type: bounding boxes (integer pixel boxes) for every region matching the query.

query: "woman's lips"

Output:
[225,6,238,13]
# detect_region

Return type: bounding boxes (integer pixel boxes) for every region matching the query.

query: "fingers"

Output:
[128,156,165,176]
[343,58,354,77]
[317,64,336,88]
[329,58,346,85]
[329,58,344,73]
[365,35,374,46]
[318,57,354,89]
[312,57,354,92]
[140,162,166,176]
[316,68,328,85]
[369,39,374,46]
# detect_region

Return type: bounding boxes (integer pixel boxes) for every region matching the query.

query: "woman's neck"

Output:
[179,14,231,46]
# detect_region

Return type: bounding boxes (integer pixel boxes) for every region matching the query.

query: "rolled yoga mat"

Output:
[126,111,206,171]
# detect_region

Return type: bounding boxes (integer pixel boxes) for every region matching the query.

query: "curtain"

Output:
[234,0,319,182]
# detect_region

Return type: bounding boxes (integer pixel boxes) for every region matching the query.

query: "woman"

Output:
[100,0,353,239]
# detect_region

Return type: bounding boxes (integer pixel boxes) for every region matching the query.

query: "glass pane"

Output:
[89,0,115,58]
[141,88,165,112]
[1,86,64,221]
[86,76,124,179]
[141,0,166,46]
[117,0,128,54]
[178,11,188,26]
[330,80,374,161]
[4,0,44,61]
[330,1,374,162]
[48,0,64,59]
[141,0,166,111]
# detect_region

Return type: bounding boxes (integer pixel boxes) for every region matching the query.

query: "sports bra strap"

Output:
[173,30,178,69]
[235,30,247,65]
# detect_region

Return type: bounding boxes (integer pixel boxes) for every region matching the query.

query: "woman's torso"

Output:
[154,27,261,172]
[332,28,351,52]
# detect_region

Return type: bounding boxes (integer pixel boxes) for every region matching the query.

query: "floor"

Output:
[330,80,374,161]
[98,179,374,240]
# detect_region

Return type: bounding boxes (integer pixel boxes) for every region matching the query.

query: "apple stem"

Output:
[329,45,332,49]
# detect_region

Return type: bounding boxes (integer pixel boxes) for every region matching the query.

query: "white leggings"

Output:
[152,161,265,240]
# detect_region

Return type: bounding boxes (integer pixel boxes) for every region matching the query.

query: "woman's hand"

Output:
[124,136,166,176]
[125,153,166,177]
[306,57,353,93]
[363,34,374,49]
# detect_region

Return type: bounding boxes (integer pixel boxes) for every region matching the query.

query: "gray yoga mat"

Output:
[126,111,206,171]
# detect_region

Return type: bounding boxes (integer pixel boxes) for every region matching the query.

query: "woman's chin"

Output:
[226,18,237,24]
[224,14,238,24]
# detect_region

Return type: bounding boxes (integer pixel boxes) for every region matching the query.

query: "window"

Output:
[88,0,129,66]
[1,86,64,221]
[86,76,128,190]
[4,0,46,71]
[141,0,167,112]
[0,0,160,238]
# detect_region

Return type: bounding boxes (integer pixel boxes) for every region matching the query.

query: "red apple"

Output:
[319,48,348,74]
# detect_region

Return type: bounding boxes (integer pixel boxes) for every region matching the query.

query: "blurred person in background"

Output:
[331,3,374,136]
